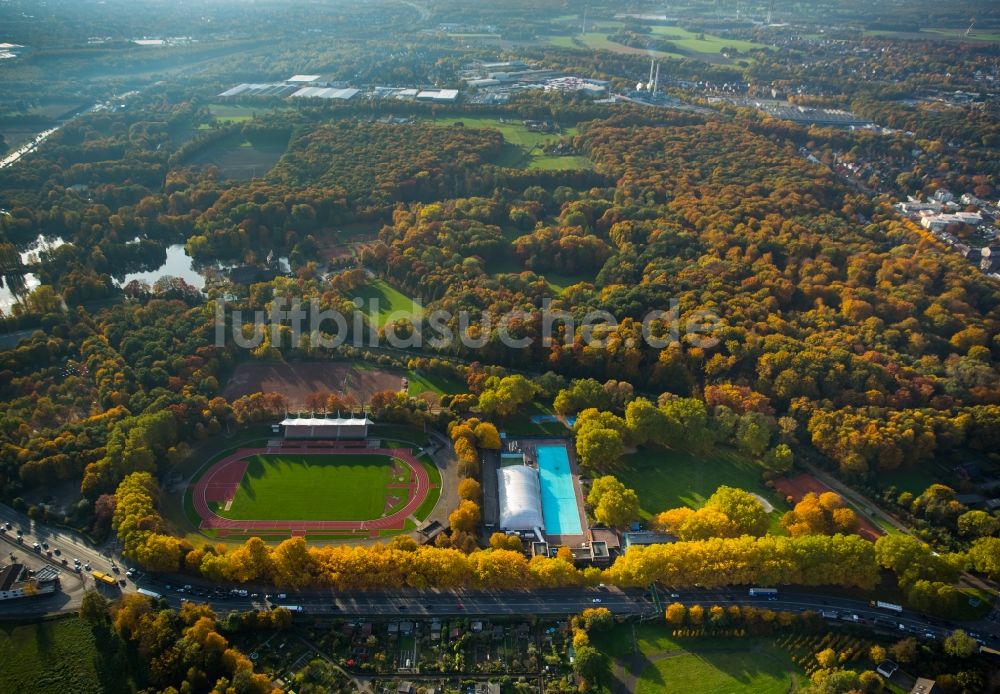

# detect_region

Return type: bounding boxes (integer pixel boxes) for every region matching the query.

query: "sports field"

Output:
[219,453,401,521]
[191,446,433,536]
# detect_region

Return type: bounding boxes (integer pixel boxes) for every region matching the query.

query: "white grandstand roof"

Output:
[280,417,372,426]
[287,74,321,83]
[497,465,544,531]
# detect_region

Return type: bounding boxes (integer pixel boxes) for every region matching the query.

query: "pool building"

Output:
[496,441,586,543]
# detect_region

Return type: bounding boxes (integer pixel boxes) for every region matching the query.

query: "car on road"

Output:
[16,536,22,544]
[4,522,10,530]
[61,558,68,565]
[276,593,286,599]
[456,602,464,610]
[84,563,91,571]
[32,542,40,551]
[592,598,602,603]
[45,550,52,557]
[669,593,680,599]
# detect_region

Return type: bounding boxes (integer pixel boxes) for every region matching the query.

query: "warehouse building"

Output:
[416,89,459,102]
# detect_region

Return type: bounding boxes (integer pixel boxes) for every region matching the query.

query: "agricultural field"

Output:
[206,103,278,123]
[0,618,132,694]
[614,446,788,531]
[429,116,592,170]
[186,133,288,180]
[550,31,685,59]
[218,453,403,521]
[646,25,769,53]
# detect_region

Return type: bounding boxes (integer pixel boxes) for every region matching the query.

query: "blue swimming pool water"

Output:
[537,444,583,536]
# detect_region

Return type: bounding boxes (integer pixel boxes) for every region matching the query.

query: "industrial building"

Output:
[217,83,299,98]
[290,87,360,100]
[280,415,372,439]
[416,89,459,102]
[497,465,544,531]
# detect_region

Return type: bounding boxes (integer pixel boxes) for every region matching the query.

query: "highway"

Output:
[0,501,997,651]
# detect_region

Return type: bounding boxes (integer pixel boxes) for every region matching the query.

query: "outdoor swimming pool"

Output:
[536,444,583,536]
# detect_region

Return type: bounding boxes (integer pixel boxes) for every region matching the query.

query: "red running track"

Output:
[191,447,431,533]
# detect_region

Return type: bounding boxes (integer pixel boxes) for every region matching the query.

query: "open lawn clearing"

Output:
[220,453,397,521]
[406,369,466,397]
[429,116,591,170]
[207,103,278,122]
[635,644,798,694]
[0,617,132,694]
[186,133,287,180]
[593,624,801,694]
[348,279,421,327]
[615,446,788,530]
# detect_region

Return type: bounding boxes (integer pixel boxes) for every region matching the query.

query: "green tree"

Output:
[572,645,607,683]
[575,427,624,470]
[969,537,1000,579]
[80,589,110,624]
[957,510,999,538]
[704,486,769,537]
[587,476,640,528]
[943,629,978,658]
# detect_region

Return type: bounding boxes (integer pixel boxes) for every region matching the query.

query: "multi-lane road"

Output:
[0,501,997,650]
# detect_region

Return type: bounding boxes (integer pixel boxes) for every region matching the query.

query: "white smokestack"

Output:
[653,62,660,92]
[648,59,655,88]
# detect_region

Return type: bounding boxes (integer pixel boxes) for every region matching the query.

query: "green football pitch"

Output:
[217,454,403,521]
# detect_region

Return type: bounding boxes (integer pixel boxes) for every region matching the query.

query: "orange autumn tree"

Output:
[780,492,860,537]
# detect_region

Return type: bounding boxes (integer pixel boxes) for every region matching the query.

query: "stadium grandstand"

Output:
[280,415,372,439]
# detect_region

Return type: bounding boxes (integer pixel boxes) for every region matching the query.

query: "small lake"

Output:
[0,234,66,313]
[117,244,209,290]
[1,240,291,314]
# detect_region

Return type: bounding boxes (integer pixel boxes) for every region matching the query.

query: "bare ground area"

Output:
[223,361,405,408]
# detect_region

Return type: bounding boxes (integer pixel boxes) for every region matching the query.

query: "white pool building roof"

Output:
[497,465,544,531]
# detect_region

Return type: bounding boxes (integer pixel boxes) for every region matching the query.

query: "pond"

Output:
[117,244,209,290]
[0,239,292,314]
[0,234,66,313]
